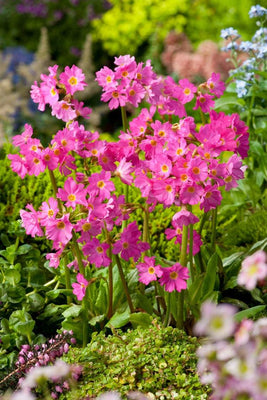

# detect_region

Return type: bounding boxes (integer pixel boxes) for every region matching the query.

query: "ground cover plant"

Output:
[0,3,266,400]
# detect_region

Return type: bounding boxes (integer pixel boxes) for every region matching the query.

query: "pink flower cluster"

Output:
[8,57,249,301]
[237,250,267,290]
[136,256,189,292]
[195,302,267,400]
[31,64,91,122]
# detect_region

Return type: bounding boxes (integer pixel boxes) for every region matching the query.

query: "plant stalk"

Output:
[115,254,135,313]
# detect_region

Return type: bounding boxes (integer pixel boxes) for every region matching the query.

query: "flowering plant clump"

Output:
[7,53,249,344]
[0,330,81,398]
[195,250,267,400]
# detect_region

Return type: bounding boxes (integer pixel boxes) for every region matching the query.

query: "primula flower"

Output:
[159,263,189,292]
[87,171,115,201]
[136,256,163,285]
[59,65,87,95]
[57,177,87,208]
[8,153,28,179]
[177,78,197,104]
[207,73,225,97]
[51,100,77,122]
[20,204,43,238]
[72,273,89,301]
[193,93,215,113]
[112,221,150,261]
[45,214,73,246]
[114,158,134,185]
[39,197,59,225]
[12,124,33,147]
[172,209,199,227]
[194,301,237,340]
[82,238,111,268]
[237,250,267,290]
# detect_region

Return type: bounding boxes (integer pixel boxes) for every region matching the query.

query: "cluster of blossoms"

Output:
[8,55,249,299]
[221,4,267,97]
[2,331,81,399]
[237,249,267,290]
[195,301,267,400]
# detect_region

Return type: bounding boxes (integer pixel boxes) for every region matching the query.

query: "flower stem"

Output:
[104,225,113,319]
[164,292,171,327]
[48,169,63,214]
[189,223,195,282]
[71,230,85,275]
[63,256,72,304]
[211,207,217,253]
[177,223,188,329]
[115,254,135,313]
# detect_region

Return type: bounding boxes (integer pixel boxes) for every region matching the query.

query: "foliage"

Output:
[0,0,110,67]
[62,324,210,399]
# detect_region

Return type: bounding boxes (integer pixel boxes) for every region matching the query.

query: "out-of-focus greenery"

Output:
[91,0,256,61]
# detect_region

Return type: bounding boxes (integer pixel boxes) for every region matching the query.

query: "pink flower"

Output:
[237,250,267,290]
[136,256,163,285]
[45,214,73,246]
[172,210,199,226]
[57,177,87,208]
[114,158,134,185]
[126,82,146,107]
[72,273,89,301]
[82,238,111,268]
[193,93,215,113]
[59,65,87,95]
[177,78,197,104]
[95,66,117,90]
[20,204,43,238]
[112,221,150,262]
[200,185,222,212]
[51,100,77,122]
[12,124,33,147]
[159,263,189,292]
[39,197,59,225]
[151,178,177,206]
[180,183,204,205]
[207,73,225,97]
[101,85,127,110]
[87,171,115,201]
[8,154,28,179]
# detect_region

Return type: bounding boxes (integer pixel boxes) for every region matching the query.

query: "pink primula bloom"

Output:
[95,66,117,90]
[8,154,28,179]
[52,128,76,152]
[188,157,208,182]
[166,137,187,161]
[235,319,253,346]
[159,263,189,292]
[194,301,237,340]
[72,99,92,119]
[149,155,172,178]
[180,183,204,205]
[101,85,127,110]
[172,209,199,227]
[20,204,43,238]
[112,221,150,262]
[151,178,177,206]
[126,82,146,107]
[45,214,73,246]
[59,65,87,95]
[87,171,115,201]
[200,185,222,212]
[42,148,58,170]
[40,78,59,106]
[193,93,215,113]
[39,197,59,225]
[224,154,245,191]
[114,158,134,185]
[177,78,197,104]
[134,169,152,198]
[25,152,46,176]
[75,217,102,242]
[237,250,267,290]
[82,238,111,268]
[72,273,89,301]
[58,154,77,176]
[51,100,77,122]
[187,230,203,255]
[12,124,33,148]
[57,177,87,208]
[46,249,63,269]
[207,73,225,97]
[136,256,163,285]
[30,81,46,111]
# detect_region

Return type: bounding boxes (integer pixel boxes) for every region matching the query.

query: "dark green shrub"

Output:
[62,324,210,399]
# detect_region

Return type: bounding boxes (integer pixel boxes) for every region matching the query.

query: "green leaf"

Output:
[16,244,33,255]
[234,305,266,322]
[200,252,220,299]
[9,310,35,337]
[129,312,153,328]
[28,292,45,312]
[5,269,21,285]
[62,304,82,319]
[89,314,106,326]
[106,308,130,328]
[7,286,26,303]
[38,303,69,319]
[46,289,74,300]
[214,94,245,109]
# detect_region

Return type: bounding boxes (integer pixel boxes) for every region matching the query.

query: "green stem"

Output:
[121,106,129,131]
[142,203,151,258]
[81,293,89,347]
[48,169,63,214]
[64,257,72,304]
[115,255,135,313]
[189,224,195,282]
[177,223,188,329]
[104,225,113,319]
[164,292,171,327]
[198,211,209,235]
[211,208,217,253]
[72,231,85,275]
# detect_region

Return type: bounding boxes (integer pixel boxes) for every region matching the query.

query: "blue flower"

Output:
[220,28,240,40]
[235,80,248,98]
[249,5,267,18]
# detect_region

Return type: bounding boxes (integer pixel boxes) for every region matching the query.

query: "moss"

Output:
[62,324,210,400]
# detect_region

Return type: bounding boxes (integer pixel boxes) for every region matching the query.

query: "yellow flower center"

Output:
[57,221,65,229]
[170,271,178,280]
[68,76,78,86]
[97,246,103,253]
[184,88,191,95]
[82,223,91,232]
[123,242,129,249]
[48,209,54,217]
[192,167,200,175]
[129,89,136,96]
[165,185,172,192]
[68,194,76,202]
[97,181,105,188]
[187,186,195,193]
[148,267,155,274]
